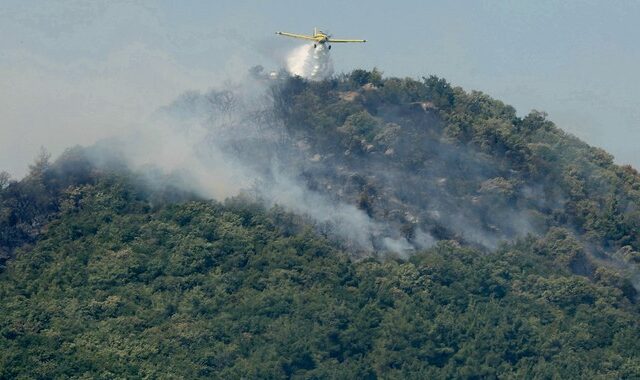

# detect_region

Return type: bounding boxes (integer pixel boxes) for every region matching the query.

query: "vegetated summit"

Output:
[1,69,640,378]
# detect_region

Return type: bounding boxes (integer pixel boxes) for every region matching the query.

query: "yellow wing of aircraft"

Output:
[276,28,366,49]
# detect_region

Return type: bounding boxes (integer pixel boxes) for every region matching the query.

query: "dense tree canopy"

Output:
[1,174,639,378]
[2,70,640,378]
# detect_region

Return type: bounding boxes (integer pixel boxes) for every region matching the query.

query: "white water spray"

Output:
[286,44,334,80]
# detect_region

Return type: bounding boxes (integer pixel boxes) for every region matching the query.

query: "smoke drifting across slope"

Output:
[70,65,557,256]
[13,66,637,270]
[91,77,423,256]
[286,44,334,80]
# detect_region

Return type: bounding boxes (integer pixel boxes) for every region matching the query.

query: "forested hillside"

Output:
[1,70,640,378]
[263,70,640,258]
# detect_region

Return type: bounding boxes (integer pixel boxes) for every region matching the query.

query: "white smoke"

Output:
[259,167,431,255]
[285,44,334,80]
[98,80,431,256]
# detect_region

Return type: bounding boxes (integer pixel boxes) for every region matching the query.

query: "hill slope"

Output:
[2,173,640,378]
[263,72,640,257]
[1,70,640,378]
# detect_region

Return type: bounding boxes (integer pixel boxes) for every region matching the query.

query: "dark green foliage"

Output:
[349,68,383,87]
[271,69,640,258]
[0,147,194,269]
[1,175,640,378]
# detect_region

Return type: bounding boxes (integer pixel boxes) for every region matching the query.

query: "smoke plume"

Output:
[83,78,423,256]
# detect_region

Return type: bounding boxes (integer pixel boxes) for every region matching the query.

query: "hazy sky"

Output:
[1,0,639,177]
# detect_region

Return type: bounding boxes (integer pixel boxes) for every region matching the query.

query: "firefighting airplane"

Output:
[275,28,366,49]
